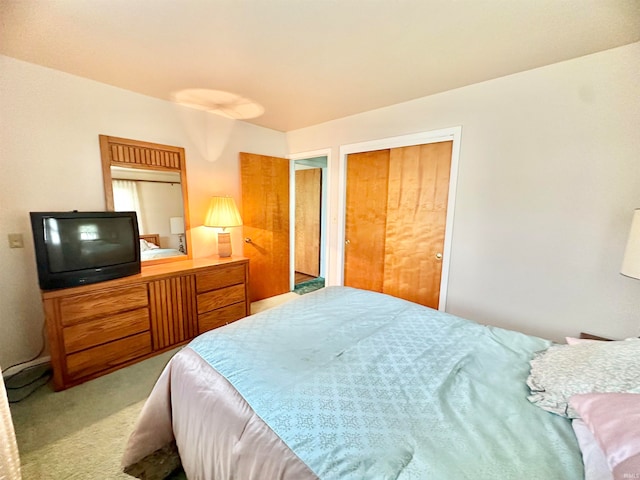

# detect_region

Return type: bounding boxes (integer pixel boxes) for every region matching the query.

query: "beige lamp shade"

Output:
[621,209,640,280]
[204,196,243,229]
[204,196,243,258]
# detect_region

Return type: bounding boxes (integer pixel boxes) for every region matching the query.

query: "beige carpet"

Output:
[8,292,297,479]
[19,400,145,479]
[10,349,178,480]
[251,292,298,313]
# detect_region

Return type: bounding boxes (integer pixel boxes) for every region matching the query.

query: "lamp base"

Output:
[217,232,232,258]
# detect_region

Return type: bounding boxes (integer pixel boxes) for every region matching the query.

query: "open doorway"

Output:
[292,155,328,294]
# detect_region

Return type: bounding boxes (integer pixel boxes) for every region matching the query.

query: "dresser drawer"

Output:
[197,283,246,314]
[59,284,148,326]
[198,302,247,334]
[63,308,149,355]
[196,264,246,293]
[66,332,152,380]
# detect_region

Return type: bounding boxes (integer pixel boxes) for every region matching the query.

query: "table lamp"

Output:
[169,216,185,253]
[204,196,243,257]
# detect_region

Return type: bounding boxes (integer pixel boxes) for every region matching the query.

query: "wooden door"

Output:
[383,142,452,308]
[344,141,452,308]
[344,150,390,292]
[295,168,322,277]
[240,153,290,302]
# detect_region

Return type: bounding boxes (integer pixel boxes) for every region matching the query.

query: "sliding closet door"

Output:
[344,141,452,308]
[383,142,452,308]
[344,150,390,291]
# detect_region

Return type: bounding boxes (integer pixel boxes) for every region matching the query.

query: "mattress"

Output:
[123,286,583,479]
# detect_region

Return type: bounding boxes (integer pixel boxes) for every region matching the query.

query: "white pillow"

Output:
[527,338,640,418]
[572,419,614,480]
[140,239,160,252]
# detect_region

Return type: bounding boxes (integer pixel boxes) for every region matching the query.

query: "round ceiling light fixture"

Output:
[172,88,264,120]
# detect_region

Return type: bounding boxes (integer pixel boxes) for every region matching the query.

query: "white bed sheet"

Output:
[572,419,614,480]
[141,248,184,261]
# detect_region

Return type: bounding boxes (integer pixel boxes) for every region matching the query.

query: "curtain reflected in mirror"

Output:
[113,179,142,231]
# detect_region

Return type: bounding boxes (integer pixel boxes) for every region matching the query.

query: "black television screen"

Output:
[30,211,141,290]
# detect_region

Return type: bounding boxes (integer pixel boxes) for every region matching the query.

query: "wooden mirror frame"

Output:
[99,135,192,266]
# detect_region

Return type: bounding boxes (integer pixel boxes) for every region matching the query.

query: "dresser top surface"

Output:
[41,256,248,299]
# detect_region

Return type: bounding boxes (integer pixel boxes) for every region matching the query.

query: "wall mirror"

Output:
[99,135,192,266]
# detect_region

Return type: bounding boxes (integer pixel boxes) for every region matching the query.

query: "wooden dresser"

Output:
[41,257,249,390]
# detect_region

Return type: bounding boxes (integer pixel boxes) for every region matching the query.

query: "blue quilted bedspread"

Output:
[189,286,582,480]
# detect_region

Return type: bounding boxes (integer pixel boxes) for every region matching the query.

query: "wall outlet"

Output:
[8,233,24,248]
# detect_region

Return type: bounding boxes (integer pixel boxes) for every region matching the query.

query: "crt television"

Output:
[30,211,141,290]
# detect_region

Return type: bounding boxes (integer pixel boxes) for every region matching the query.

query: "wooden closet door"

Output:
[344,150,390,292]
[295,168,322,277]
[383,142,452,308]
[240,152,290,302]
[344,141,452,309]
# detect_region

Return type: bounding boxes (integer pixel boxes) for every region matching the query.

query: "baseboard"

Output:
[2,356,51,379]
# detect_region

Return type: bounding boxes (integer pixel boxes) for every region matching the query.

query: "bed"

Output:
[122,286,640,480]
[1,365,21,480]
[139,234,184,261]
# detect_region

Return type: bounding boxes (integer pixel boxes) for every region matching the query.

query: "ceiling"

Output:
[1,0,639,132]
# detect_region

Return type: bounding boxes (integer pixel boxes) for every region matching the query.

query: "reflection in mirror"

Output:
[111,166,187,261]
[99,135,191,265]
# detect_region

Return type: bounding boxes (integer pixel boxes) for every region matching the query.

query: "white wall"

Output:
[286,42,640,342]
[0,55,287,369]
[137,181,184,249]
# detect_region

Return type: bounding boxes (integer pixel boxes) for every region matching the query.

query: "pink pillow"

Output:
[570,393,640,480]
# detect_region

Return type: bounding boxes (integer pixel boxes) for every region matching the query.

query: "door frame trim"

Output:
[337,126,462,311]
[288,148,332,290]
